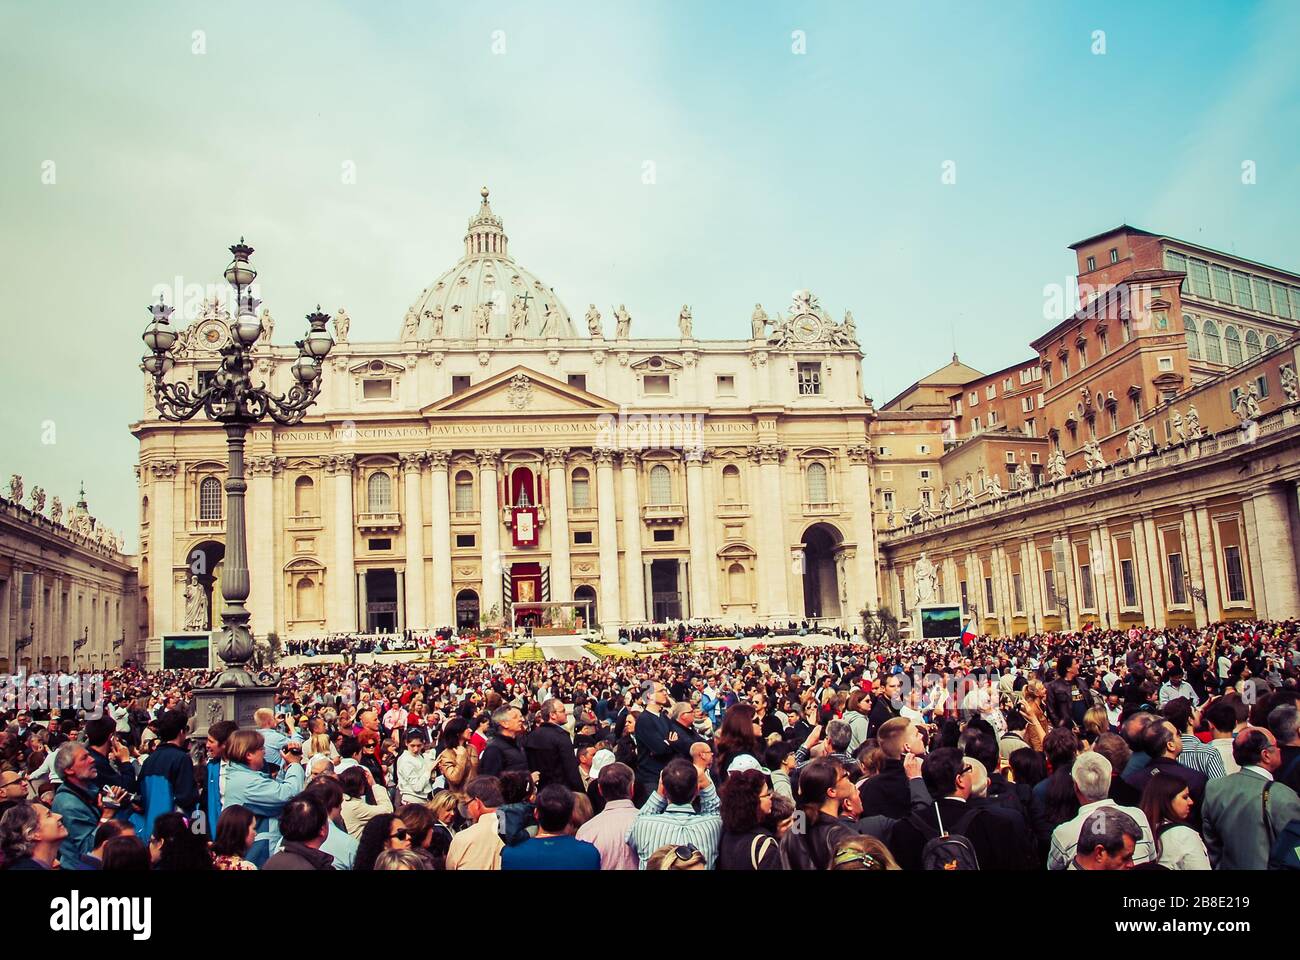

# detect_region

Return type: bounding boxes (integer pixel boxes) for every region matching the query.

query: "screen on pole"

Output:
[162,633,210,670]
[920,605,963,640]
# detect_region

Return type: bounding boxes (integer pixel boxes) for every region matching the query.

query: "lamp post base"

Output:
[188,682,277,741]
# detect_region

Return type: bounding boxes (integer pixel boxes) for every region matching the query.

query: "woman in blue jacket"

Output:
[221,729,305,867]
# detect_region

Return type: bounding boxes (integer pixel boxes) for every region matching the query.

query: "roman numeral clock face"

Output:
[794,315,822,342]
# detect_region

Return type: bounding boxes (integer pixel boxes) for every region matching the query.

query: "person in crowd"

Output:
[0,802,66,870]
[575,761,638,870]
[478,705,529,777]
[201,720,239,840]
[1162,697,1226,780]
[858,717,925,819]
[396,730,436,805]
[781,757,858,870]
[263,797,333,871]
[151,812,213,870]
[302,777,357,870]
[628,758,722,869]
[51,742,123,868]
[68,820,135,871]
[1159,664,1199,708]
[446,775,505,870]
[339,765,392,839]
[211,805,259,871]
[1046,752,1155,869]
[374,848,430,870]
[500,784,600,870]
[221,729,306,867]
[1069,808,1142,870]
[253,707,302,772]
[135,710,199,840]
[633,681,676,805]
[867,672,903,737]
[1203,698,1244,776]
[831,835,900,870]
[1122,718,1209,829]
[766,741,797,802]
[1139,774,1210,870]
[1202,727,1300,869]
[434,717,480,793]
[0,770,31,820]
[100,835,151,871]
[523,699,581,792]
[717,768,782,870]
[353,813,411,871]
[83,715,137,806]
[1268,702,1300,791]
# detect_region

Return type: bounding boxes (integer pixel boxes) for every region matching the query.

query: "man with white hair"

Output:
[1047,751,1155,869]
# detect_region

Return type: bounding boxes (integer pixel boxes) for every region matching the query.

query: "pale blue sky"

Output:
[1,0,1297,547]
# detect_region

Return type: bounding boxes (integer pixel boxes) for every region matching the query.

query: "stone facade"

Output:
[133,192,879,646]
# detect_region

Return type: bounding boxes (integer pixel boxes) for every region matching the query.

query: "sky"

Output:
[1,0,1297,549]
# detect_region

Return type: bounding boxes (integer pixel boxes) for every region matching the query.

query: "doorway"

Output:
[456,589,480,630]
[801,524,842,621]
[364,568,398,633]
[650,559,683,621]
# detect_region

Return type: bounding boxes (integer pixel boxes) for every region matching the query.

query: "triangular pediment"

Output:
[421,365,619,416]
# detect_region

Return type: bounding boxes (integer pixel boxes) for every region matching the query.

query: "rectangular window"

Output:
[455,534,475,548]
[877,446,891,457]
[1168,553,1187,604]
[920,490,932,508]
[1109,247,1119,264]
[797,363,822,396]
[1099,329,1109,354]
[1224,545,1247,602]
[1003,378,1013,391]
[1132,396,1143,419]
[362,378,392,400]
[367,538,392,551]
[573,530,593,545]
[986,384,997,399]
[1030,452,1040,464]
[1252,278,1273,314]
[917,444,930,455]
[451,375,471,393]
[953,398,963,415]
[1044,569,1058,611]
[1232,272,1255,310]
[1005,451,1016,464]
[1120,558,1138,608]
[984,576,995,613]
[652,529,675,542]
[1186,259,1211,297]
[918,469,931,481]
[715,374,736,395]
[1012,573,1024,614]
[1271,282,1290,319]
[643,374,671,395]
[197,369,218,392]
[567,373,587,391]
[1078,345,1087,368]
[969,391,979,406]
[1255,374,1269,399]
[1158,356,1173,372]
[988,410,998,425]
[960,580,969,612]
[972,417,981,431]
[1079,563,1096,610]
[879,469,894,481]
[1060,356,1070,378]
[882,491,895,511]
[1086,255,1096,272]
[1210,264,1233,302]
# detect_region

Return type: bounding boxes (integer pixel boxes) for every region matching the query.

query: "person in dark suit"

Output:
[867,674,903,738]
[858,717,925,819]
[889,748,1033,871]
[524,699,583,792]
[1122,719,1208,830]
[667,702,706,761]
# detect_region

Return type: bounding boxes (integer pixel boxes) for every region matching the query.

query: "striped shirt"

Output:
[627,787,722,869]
[1179,735,1227,780]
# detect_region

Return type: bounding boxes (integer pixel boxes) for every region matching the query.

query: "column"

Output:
[395,569,406,634]
[683,448,712,618]
[246,456,276,640]
[428,452,454,627]
[620,451,647,622]
[1131,518,1160,628]
[679,558,691,617]
[1249,484,1300,619]
[1060,538,1081,631]
[400,453,427,630]
[1023,543,1042,626]
[1192,507,1224,623]
[1097,523,1123,627]
[593,448,621,633]
[545,449,572,606]
[1140,515,1168,628]
[149,460,178,636]
[1088,528,1114,627]
[846,446,880,613]
[476,450,503,619]
[327,455,357,632]
[356,570,367,633]
[752,445,791,623]
[643,559,654,623]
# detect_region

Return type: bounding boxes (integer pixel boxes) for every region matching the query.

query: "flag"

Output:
[960,620,977,647]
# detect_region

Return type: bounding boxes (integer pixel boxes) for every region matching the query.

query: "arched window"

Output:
[649,464,672,505]
[141,495,150,523]
[294,476,316,517]
[1224,326,1243,366]
[1183,315,1201,360]
[1244,329,1261,359]
[728,562,748,603]
[570,468,590,508]
[367,472,393,512]
[722,464,741,504]
[296,576,319,620]
[1202,320,1223,364]
[1265,334,1279,351]
[199,476,223,520]
[806,462,829,504]
[454,471,474,512]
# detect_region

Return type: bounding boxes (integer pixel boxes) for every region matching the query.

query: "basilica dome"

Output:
[402,188,576,341]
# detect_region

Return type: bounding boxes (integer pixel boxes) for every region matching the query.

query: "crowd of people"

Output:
[2,616,1298,871]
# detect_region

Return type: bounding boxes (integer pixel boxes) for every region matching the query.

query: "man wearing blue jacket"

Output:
[223,728,306,866]
[135,710,199,840]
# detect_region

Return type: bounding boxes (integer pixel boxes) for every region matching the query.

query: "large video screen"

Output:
[162,633,210,670]
[920,605,963,640]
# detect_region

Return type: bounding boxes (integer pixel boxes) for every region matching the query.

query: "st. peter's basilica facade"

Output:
[132,190,879,645]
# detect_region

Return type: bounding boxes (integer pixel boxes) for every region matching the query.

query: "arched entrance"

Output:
[455,589,480,630]
[185,540,226,631]
[574,585,597,630]
[801,523,843,622]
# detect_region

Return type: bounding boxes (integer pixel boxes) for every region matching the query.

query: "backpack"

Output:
[911,803,983,870]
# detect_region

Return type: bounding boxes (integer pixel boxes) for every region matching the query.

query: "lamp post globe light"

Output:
[141,240,332,691]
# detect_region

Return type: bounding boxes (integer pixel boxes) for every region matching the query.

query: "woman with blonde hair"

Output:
[832,835,899,870]
[646,843,706,870]
[1081,706,1111,746]
[426,789,458,856]
[1019,681,1049,752]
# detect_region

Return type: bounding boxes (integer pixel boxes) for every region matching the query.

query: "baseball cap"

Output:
[725,754,771,776]
[588,749,617,781]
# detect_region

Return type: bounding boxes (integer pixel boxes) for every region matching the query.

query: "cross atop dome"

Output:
[465,185,508,259]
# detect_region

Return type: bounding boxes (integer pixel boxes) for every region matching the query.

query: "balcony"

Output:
[642,502,685,525]
[356,511,402,534]
[288,514,322,530]
[568,505,597,521]
[501,505,547,526]
[716,501,750,517]
[451,509,480,525]
[190,516,224,535]
[802,500,841,516]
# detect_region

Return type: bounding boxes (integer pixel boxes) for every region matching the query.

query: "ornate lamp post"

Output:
[141,240,332,689]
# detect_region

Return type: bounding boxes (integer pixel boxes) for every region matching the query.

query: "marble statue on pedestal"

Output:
[751,304,769,339]
[614,304,631,339]
[1185,404,1203,439]
[584,304,602,338]
[8,474,22,504]
[678,305,693,339]
[333,308,351,343]
[183,575,209,631]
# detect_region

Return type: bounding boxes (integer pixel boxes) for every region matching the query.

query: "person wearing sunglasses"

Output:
[646,843,706,870]
[0,770,32,819]
[353,813,413,871]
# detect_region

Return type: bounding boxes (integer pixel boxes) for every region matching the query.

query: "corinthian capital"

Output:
[474,449,500,470]
[683,446,711,465]
[592,447,618,466]
[399,452,427,473]
[427,450,451,471]
[246,456,276,477]
[846,444,873,465]
[544,447,570,469]
[150,459,179,480]
[746,444,786,465]
[617,449,640,468]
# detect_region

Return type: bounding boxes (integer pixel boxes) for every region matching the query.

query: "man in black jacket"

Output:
[667,702,706,760]
[1046,655,1085,728]
[479,705,529,777]
[867,673,903,738]
[858,717,926,819]
[525,699,583,792]
[633,681,676,805]
[889,748,1033,871]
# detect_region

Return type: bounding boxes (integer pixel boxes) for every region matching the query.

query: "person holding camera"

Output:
[50,741,128,869]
